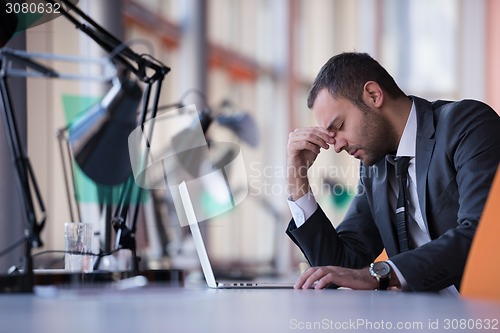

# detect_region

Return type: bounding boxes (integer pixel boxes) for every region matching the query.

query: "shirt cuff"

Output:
[287,192,318,228]
[386,259,408,290]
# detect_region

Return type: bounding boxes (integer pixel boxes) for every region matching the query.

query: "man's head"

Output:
[307,52,406,110]
[307,53,410,166]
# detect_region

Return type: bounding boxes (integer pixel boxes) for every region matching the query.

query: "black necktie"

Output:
[394,156,411,253]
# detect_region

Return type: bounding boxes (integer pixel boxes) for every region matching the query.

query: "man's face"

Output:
[312,88,396,166]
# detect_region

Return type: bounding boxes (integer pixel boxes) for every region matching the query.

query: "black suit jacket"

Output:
[286,96,500,292]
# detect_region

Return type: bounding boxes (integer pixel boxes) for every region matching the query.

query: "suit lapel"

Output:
[411,96,436,233]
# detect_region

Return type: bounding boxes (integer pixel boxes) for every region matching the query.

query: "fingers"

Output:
[294,266,380,290]
[294,266,337,290]
[293,268,312,289]
[288,139,321,155]
[289,127,335,151]
[287,128,335,165]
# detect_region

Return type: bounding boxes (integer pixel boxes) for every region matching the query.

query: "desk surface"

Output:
[0,283,499,333]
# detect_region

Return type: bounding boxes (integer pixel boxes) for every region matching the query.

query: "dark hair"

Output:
[307,52,406,110]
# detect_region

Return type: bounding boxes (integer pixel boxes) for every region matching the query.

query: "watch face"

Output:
[372,262,390,276]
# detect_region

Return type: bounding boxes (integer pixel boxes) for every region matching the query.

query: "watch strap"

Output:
[378,275,390,290]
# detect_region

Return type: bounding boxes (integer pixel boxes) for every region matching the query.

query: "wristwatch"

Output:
[369,261,391,290]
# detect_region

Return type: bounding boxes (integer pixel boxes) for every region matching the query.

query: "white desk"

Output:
[0,284,499,333]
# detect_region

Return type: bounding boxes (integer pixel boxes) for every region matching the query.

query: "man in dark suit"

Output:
[286,52,500,292]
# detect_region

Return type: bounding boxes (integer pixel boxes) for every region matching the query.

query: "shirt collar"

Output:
[396,102,417,157]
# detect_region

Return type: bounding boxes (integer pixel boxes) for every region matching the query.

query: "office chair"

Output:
[461,167,500,300]
[375,249,388,262]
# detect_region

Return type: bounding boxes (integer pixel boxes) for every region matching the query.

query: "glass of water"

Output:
[64,222,94,272]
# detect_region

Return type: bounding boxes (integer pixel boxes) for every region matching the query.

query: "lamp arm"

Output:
[0,63,47,292]
[45,0,170,83]
[111,76,164,273]
[0,68,46,249]
[0,48,116,82]
[0,49,58,78]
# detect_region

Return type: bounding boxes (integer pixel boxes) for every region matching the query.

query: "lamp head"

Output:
[0,0,18,47]
[214,100,259,147]
[69,77,142,185]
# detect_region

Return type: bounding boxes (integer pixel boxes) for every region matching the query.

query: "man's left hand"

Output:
[294,266,379,290]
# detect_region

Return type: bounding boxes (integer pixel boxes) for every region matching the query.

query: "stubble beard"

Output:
[358,110,397,166]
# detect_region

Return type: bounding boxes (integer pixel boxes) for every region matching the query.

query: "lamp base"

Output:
[0,273,33,293]
[33,269,184,287]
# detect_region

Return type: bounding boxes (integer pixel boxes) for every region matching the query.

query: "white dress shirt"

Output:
[288,103,458,295]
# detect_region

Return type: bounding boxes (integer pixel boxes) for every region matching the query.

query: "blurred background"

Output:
[1,0,499,280]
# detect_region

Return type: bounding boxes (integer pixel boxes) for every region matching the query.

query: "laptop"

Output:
[179,181,293,289]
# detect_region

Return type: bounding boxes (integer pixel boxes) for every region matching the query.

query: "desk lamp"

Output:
[0,0,170,292]
[68,71,143,186]
[170,98,259,179]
